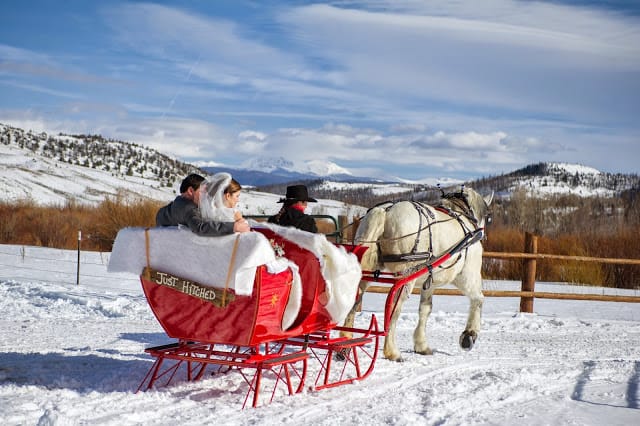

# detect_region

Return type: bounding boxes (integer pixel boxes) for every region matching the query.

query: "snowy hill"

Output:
[0,122,200,201]
[0,142,179,205]
[0,124,366,220]
[471,162,639,198]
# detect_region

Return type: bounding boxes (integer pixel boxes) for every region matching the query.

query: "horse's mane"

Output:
[439,187,491,226]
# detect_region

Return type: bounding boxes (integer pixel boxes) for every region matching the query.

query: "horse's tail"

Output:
[354,206,387,271]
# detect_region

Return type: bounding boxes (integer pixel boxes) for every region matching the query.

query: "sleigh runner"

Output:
[109,224,380,408]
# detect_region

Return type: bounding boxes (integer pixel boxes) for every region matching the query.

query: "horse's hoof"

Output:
[459,331,477,351]
[415,347,433,356]
[334,348,349,361]
[384,353,404,362]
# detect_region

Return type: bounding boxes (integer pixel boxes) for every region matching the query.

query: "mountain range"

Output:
[202,162,381,187]
[1,122,638,209]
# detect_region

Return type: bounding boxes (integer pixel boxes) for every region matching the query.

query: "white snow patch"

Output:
[1,245,639,425]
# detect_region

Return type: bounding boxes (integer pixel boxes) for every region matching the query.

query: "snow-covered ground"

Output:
[1,244,639,425]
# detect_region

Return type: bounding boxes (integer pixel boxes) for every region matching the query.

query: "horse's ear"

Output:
[484,191,494,207]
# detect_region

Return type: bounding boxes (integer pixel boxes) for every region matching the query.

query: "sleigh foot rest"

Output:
[138,340,310,409]
[307,335,379,391]
[239,350,310,408]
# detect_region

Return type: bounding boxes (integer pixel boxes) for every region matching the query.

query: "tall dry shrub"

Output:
[29,207,76,247]
[0,194,163,251]
[2,199,51,246]
[0,201,20,242]
[0,199,87,249]
[90,191,163,251]
[583,227,640,289]
[482,226,524,280]
[537,234,604,286]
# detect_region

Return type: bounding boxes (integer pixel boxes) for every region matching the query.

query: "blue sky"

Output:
[1,1,639,181]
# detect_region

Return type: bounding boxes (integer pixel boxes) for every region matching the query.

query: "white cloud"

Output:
[2,1,639,181]
[238,130,267,141]
[281,2,640,121]
[103,4,311,82]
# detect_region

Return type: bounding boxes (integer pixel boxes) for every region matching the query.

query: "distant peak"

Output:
[548,162,601,175]
[242,157,294,172]
[240,157,352,177]
[304,160,352,176]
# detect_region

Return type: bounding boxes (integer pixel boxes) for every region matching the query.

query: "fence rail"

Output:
[363,231,640,311]
[364,285,640,304]
[484,251,640,265]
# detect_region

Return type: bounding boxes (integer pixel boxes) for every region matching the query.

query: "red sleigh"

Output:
[124,227,380,408]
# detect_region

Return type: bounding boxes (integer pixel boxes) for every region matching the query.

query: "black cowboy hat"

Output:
[278,184,317,203]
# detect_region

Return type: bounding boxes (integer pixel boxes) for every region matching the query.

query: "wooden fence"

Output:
[335,217,640,312]
[482,232,640,312]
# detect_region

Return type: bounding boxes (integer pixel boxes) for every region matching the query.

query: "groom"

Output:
[156,173,250,235]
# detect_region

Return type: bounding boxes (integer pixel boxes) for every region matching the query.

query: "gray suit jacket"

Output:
[156,195,234,236]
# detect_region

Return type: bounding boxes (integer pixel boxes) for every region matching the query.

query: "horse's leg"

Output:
[340,307,356,340]
[384,282,413,362]
[339,280,369,339]
[413,283,434,355]
[456,273,484,351]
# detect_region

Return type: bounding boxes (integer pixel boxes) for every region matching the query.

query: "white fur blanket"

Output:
[108,222,361,326]
[251,222,362,325]
[108,226,302,329]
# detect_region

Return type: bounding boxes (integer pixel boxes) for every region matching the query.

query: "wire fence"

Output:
[0,245,140,291]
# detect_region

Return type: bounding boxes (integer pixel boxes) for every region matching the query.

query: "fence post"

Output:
[338,215,349,242]
[77,230,82,286]
[519,232,538,313]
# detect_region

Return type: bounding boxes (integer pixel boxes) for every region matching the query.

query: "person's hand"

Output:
[233,218,250,233]
[233,210,243,221]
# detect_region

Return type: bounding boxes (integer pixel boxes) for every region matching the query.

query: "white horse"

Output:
[342,187,493,362]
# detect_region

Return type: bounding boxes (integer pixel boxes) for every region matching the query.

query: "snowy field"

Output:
[0,244,639,425]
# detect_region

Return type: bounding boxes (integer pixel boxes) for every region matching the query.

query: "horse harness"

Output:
[373,192,485,288]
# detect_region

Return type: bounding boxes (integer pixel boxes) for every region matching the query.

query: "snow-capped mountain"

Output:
[304,159,352,176]
[470,162,639,198]
[241,156,296,173]
[204,156,372,187]
[240,156,352,177]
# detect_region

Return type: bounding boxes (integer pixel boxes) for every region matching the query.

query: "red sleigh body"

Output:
[140,228,337,345]
[136,227,379,408]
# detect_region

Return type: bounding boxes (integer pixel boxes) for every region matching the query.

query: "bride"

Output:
[199,172,248,227]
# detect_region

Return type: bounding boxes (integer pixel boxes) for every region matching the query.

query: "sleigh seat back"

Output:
[140,265,294,345]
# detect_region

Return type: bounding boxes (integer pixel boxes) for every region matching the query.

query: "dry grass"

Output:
[483,225,638,288]
[1,196,638,288]
[0,195,162,252]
